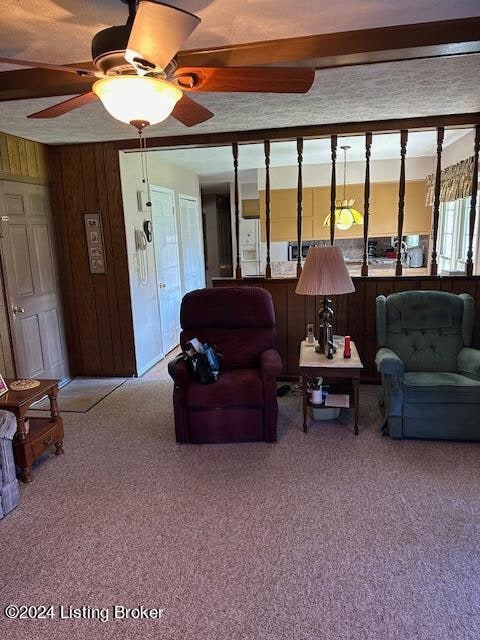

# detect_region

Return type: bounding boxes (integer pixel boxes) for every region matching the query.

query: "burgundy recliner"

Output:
[168,286,282,444]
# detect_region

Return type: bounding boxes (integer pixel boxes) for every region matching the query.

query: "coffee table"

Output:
[0,379,64,483]
[299,337,363,435]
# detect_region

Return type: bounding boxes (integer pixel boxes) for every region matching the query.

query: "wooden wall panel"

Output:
[213,275,480,382]
[0,133,48,183]
[47,143,136,377]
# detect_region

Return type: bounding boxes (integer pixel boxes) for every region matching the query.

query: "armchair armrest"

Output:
[260,349,283,378]
[375,348,405,376]
[168,354,192,388]
[457,347,480,379]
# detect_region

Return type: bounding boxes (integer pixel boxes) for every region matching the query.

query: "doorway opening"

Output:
[119,150,206,376]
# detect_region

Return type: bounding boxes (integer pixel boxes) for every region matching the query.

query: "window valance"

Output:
[425,156,475,205]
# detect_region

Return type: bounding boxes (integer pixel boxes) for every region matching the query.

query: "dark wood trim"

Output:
[296,137,303,277]
[114,113,480,152]
[264,139,272,278]
[0,67,94,102]
[232,142,242,279]
[430,126,445,276]
[395,130,408,277]
[466,125,480,277]
[176,18,480,68]
[330,134,337,246]
[361,132,372,277]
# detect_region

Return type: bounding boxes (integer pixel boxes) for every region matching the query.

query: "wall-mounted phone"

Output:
[143,219,152,242]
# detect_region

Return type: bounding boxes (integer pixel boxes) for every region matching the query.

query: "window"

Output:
[438,194,479,273]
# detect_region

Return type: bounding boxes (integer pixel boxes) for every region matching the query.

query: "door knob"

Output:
[12,305,25,315]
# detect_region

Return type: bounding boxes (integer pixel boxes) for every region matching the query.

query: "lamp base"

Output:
[315,296,336,359]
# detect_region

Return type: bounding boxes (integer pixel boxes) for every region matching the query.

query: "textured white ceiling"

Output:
[0,0,478,65]
[149,130,469,178]
[0,54,479,144]
[0,2,479,144]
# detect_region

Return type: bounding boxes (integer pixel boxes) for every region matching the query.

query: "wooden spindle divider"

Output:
[361,132,373,276]
[296,137,304,277]
[232,142,242,279]
[264,140,272,278]
[395,129,408,276]
[466,124,480,276]
[330,135,338,246]
[430,126,445,276]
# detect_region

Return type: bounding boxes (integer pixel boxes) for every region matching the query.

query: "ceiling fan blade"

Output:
[0,57,95,76]
[173,66,315,93]
[126,1,200,73]
[27,92,98,118]
[171,94,214,127]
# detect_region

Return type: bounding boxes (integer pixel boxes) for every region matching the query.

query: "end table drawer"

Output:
[28,419,63,459]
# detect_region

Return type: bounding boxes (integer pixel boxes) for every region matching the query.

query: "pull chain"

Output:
[136,124,151,208]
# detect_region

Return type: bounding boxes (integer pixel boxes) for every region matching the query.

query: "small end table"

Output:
[299,337,363,435]
[0,379,64,483]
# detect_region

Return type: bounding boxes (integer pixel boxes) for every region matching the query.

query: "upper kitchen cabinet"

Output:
[259,188,313,241]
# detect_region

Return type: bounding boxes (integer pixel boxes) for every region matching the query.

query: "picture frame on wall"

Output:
[83,212,106,274]
[0,374,9,397]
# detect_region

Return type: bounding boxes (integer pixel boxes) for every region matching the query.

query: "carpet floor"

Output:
[2,362,480,640]
[32,377,127,413]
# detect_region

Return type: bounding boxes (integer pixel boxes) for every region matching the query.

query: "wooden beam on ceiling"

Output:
[0,67,94,101]
[176,18,480,68]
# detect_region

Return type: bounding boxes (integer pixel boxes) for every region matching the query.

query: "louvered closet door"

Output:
[151,186,182,355]
[178,194,205,295]
[0,181,69,380]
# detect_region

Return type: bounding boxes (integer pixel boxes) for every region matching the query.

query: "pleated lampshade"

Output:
[295,246,355,296]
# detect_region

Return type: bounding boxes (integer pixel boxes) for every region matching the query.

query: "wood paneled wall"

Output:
[213,276,480,381]
[48,143,136,377]
[0,133,48,183]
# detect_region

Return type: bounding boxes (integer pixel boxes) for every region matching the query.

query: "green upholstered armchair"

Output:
[375,290,480,440]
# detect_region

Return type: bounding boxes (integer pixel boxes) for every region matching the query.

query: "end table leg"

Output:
[16,416,27,443]
[48,389,59,420]
[55,440,64,456]
[21,466,33,483]
[302,376,308,433]
[353,377,360,435]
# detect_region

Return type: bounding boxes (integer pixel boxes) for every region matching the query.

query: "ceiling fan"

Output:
[0,0,315,130]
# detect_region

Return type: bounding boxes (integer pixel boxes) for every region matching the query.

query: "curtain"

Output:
[425,156,475,205]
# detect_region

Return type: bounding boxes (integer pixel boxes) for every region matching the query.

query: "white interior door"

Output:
[178,194,205,294]
[0,181,69,380]
[151,187,182,354]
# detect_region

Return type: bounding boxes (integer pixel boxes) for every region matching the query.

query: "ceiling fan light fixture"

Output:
[92,76,182,126]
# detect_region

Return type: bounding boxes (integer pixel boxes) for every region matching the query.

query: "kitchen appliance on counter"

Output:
[404,245,424,268]
[288,241,316,261]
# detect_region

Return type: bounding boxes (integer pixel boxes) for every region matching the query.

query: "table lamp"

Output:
[295,246,355,355]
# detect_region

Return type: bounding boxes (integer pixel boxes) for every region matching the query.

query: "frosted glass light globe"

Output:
[93,76,182,126]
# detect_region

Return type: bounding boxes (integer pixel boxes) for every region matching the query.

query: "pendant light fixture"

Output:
[323,145,364,231]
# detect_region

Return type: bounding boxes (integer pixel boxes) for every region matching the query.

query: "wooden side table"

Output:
[299,338,364,435]
[0,379,64,483]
